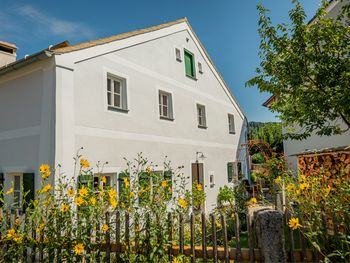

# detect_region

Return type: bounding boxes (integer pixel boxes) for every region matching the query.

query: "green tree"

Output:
[249,122,283,153]
[246,1,350,140]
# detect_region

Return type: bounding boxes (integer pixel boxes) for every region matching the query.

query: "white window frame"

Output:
[175,48,182,62]
[107,73,128,112]
[228,114,235,134]
[159,90,174,120]
[198,62,203,74]
[197,104,207,128]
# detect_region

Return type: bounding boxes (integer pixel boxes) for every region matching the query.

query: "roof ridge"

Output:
[53,17,188,54]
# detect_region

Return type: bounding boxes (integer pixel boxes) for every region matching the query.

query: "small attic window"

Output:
[198,62,203,74]
[175,48,181,62]
[0,46,14,54]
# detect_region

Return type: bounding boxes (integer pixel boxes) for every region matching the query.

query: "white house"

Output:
[0,18,248,211]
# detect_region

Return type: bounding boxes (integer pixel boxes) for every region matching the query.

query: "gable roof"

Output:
[52,18,187,54]
[0,17,246,119]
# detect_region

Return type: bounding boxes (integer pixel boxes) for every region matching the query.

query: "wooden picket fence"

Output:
[0,207,335,263]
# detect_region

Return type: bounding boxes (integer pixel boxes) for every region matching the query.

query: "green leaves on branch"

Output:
[247,1,350,140]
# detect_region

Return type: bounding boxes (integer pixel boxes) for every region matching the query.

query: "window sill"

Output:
[160,116,174,121]
[108,106,129,113]
[186,74,197,81]
[198,125,207,129]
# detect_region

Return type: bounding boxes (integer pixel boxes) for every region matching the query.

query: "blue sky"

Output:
[0,0,321,122]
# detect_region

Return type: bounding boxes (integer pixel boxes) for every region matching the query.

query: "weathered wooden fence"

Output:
[0,207,344,262]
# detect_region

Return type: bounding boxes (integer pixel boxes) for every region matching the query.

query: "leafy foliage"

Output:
[247,1,350,140]
[248,121,283,153]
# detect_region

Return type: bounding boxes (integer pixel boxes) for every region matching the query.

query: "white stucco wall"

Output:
[55,25,248,211]
[0,60,56,206]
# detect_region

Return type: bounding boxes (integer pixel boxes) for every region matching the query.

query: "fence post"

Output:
[105,212,111,263]
[201,212,207,262]
[255,209,286,263]
[168,213,173,261]
[211,213,218,263]
[190,213,195,262]
[179,213,184,255]
[221,214,229,263]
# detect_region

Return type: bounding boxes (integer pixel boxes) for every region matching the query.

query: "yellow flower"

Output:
[108,188,117,198]
[287,183,296,192]
[67,188,75,197]
[178,198,188,209]
[299,182,309,191]
[274,176,282,184]
[39,164,51,179]
[5,187,13,195]
[99,191,105,197]
[146,167,152,173]
[6,228,15,239]
[13,234,22,243]
[172,258,181,263]
[196,183,203,191]
[248,197,257,206]
[161,180,168,188]
[101,176,107,184]
[36,223,45,233]
[288,217,302,230]
[41,184,53,194]
[75,196,84,206]
[130,192,135,198]
[15,218,20,225]
[325,185,332,197]
[61,203,70,213]
[90,197,97,205]
[299,174,306,182]
[123,178,130,188]
[80,159,90,168]
[110,197,118,208]
[102,224,109,232]
[74,243,85,255]
[79,186,89,197]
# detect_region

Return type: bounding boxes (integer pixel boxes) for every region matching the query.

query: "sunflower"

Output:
[288,217,302,230]
[74,243,85,255]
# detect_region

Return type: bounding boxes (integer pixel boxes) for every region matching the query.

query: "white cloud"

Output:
[16,5,94,38]
[1,4,94,40]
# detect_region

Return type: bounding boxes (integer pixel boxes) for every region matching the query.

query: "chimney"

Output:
[0,41,17,68]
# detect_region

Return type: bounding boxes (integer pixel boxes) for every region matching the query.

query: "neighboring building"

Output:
[263,0,350,172]
[0,18,248,211]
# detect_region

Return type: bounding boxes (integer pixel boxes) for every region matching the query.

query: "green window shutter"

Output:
[78,174,93,188]
[184,50,195,77]
[0,173,4,207]
[227,163,233,183]
[23,173,35,211]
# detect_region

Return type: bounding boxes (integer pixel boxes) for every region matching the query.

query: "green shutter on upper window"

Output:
[184,50,195,78]
[23,173,35,211]
[227,162,233,183]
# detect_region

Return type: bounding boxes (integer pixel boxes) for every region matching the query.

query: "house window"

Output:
[209,172,215,188]
[159,91,174,120]
[175,48,182,62]
[184,49,196,78]
[228,114,235,134]
[197,104,207,128]
[107,74,128,112]
[198,62,203,74]
[93,174,112,190]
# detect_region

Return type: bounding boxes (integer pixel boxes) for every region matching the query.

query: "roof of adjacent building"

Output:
[292,145,350,156]
[0,40,17,51]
